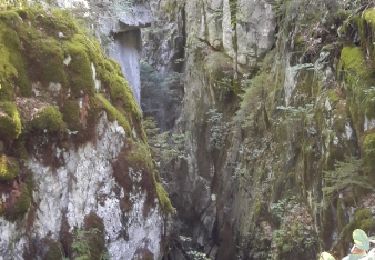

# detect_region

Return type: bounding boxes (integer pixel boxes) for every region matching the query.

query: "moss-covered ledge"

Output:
[0,6,173,219]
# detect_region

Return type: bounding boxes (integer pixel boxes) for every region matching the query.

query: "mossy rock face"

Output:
[340,45,375,133]
[341,208,375,246]
[5,183,31,220]
[95,93,131,135]
[0,7,144,140]
[326,89,340,104]
[63,36,94,97]
[340,47,369,84]
[126,141,154,172]
[30,106,66,133]
[98,59,142,121]
[0,154,19,181]
[71,226,105,260]
[364,132,375,173]
[364,8,375,27]
[61,100,81,131]
[155,182,174,213]
[0,26,30,97]
[42,239,63,260]
[29,38,67,85]
[0,101,22,141]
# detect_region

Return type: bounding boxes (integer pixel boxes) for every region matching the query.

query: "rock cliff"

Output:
[142,0,375,259]
[2,0,375,259]
[0,3,171,259]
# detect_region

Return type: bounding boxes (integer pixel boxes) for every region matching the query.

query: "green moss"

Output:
[155,182,174,213]
[0,6,143,143]
[72,227,105,260]
[340,46,375,134]
[364,132,375,174]
[0,41,18,99]
[0,24,31,97]
[0,154,19,181]
[28,37,66,85]
[95,94,131,135]
[327,89,340,103]
[43,240,63,260]
[61,100,81,131]
[109,76,139,115]
[97,60,142,120]
[63,36,94,97]
[294,34,305,48]
[35,9,77,39]
[0,101,22,140]
[364,8,375,27]
[341,47,369,84]
[30,106,66,133]
[124,140,174,214]
[5,183,31,220]
[127,141,153,171]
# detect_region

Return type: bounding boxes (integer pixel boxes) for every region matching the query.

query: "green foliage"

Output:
[0,101,21,140]
[229,0,237,29]
[44,240,63,260]
[71,214,106,259]
[364,133,375,174]
[143,117,185,165]
[72,229,93,259]
[0,154,19,181]
[340,47,369,85]
[5,183,31,220]
[98,59,142,121]
[364,8,375,27]
[63,36,94,97]
[155,182,174,213]
[0,25,30,97]
[0,7,143,143]
[61,100,81,131]
[206,109,228,150]
[28,37,67,84]
[339,209,375,250]
[327,89,340,103]
[271,198,288,222]
[204,52,235,94]
[236,71,270,130]
[126,141,154,172]
[323,158,373,203]
[30,106,66,133]
[339,45,375,132]
[271,198,317,257]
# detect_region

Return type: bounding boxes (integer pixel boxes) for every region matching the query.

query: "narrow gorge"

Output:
[0,0,375,260]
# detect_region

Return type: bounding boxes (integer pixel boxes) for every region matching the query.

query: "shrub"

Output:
[0,154,19,181]
[30,106,66,133]
[0,101,22,140]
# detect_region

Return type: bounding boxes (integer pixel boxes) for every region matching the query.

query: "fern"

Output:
[323,158,374,203]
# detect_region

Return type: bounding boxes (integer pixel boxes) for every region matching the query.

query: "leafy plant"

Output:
[322,158,374,204]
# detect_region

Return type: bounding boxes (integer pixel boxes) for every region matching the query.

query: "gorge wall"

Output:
[141,0,375,259]
[2,0,375,259]
[0,2,171,259]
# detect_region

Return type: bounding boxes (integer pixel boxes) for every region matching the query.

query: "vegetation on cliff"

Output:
[0,1,172,242]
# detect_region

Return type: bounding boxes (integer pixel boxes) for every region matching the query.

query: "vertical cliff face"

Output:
[0,4,171,259]
[1,114,163,259]
[142,0,375,259]
[33,0,153,105]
